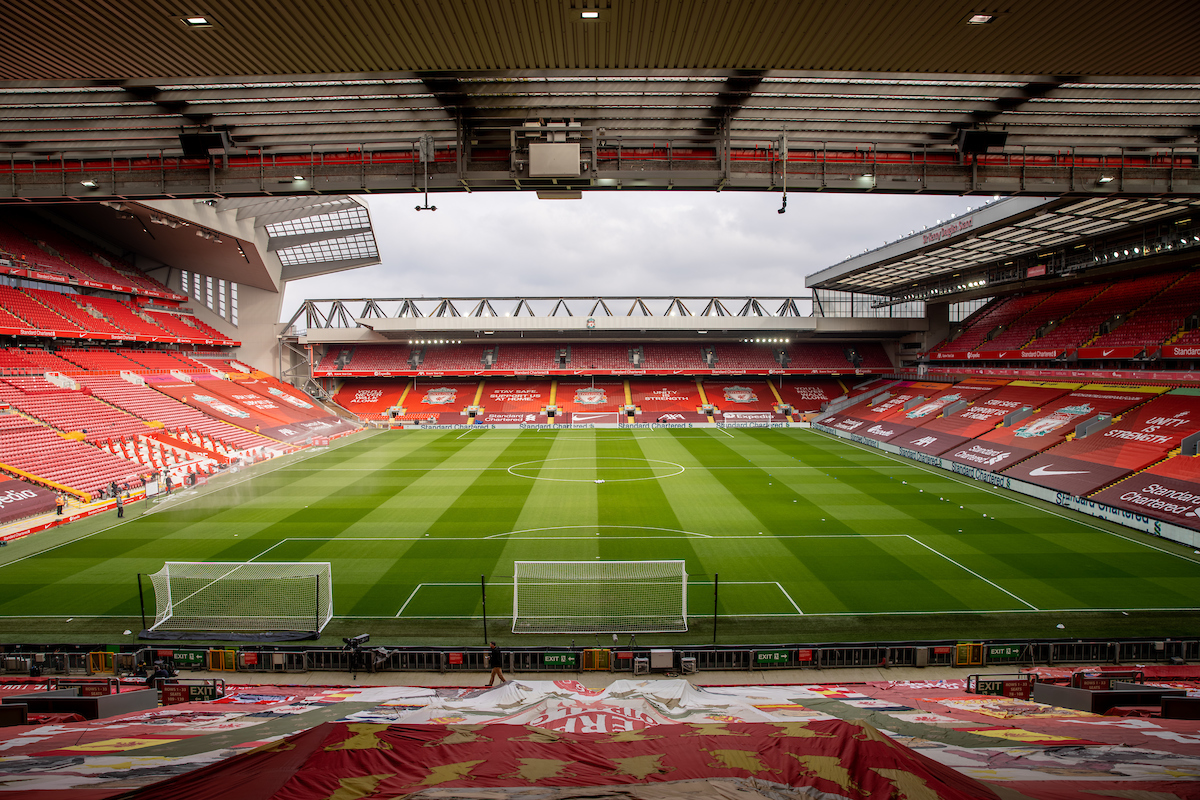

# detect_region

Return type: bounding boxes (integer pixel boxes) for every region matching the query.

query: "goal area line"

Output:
[394,579,802,618]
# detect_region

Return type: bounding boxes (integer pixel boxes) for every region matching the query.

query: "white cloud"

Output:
[280,191,977,320]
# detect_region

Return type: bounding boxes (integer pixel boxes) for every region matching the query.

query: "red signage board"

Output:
[160,684,191,706]
[1162,345,1200,359]
[1076,346,1147,360]
[447,652,464,665]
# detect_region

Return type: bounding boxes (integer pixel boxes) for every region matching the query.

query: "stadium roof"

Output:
[4,0,1198,79]
[807,195,1200,299]
[1,1,1198,200]
[45,195,380,289]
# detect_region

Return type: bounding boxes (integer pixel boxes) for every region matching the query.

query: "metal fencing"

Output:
[2,639,1198,677]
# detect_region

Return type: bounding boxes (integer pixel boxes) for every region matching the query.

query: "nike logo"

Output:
[1103,350,1114,356]
[1029,465,1088,476]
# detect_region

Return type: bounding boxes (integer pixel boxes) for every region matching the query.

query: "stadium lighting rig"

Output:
[415,134,437,212]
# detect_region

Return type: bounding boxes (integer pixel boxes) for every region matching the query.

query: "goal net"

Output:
[512,560,687,634]
[142,562,333,641]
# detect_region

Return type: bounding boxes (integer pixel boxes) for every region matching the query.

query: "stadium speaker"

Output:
[956,129,1008,155]
[179,131,233,157]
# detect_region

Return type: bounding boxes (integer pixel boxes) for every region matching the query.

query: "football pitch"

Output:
[2,426,1200,646]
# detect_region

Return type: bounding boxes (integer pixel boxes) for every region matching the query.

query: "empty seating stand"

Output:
[79,376,279,451]
[0,286,82,335]
[787,343,853,370]
[0,413,143,499]
[0,376,150,441]
[1103,272,1200,349]
[986,285,1105,351]
[937,294,1045,352]
[1029,272,1178,350]
[710,344,779,370]
[8,213,179,297]
[74,297,171,339]
[26,289,128,338]
[568,344,635,370]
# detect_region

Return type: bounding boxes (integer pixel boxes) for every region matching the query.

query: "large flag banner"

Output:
[1091,454,1200,530]
[818,381,949,436]
[332,379,409,418]
[943,385,1164,473]
[855,381,999,443]
[893,381,1072,455]
[1005,390,1200,495]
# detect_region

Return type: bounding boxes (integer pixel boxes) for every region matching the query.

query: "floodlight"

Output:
[1097,175,1115,184]
[80,179,97,188]
[967,13,994,24]
[185,16,210,25]
[581,10,599,18]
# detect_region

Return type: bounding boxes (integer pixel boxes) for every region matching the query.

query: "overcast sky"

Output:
[280,191,981,320]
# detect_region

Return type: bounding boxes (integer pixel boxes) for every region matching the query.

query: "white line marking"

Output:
[716,427,735,438]
[246,532,912,548]
[904,535,1039,610]
[289,465,884,472]
[507,457,686,483]
[395,583,480,616]
[486,525,716,539]
[775,582,804,614]
[813,429,1200,565]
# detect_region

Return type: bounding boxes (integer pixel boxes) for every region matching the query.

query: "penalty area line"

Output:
[905,535,1038,611]
[395,582,480,617]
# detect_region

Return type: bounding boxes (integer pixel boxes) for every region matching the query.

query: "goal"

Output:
[512,560,687,634]
[142,562,333,641]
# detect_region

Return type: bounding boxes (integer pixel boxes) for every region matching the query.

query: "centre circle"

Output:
[507,456,686,483]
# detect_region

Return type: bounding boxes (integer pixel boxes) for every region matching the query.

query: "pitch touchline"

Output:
[818,429,1200,565]
[0,438,352,575]
[4,605,1196,621]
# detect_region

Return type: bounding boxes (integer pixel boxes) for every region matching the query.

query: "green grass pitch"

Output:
[1,426,1199,646]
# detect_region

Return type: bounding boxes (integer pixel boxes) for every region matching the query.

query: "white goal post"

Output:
[143,561,333,640]
[512,560,688,634]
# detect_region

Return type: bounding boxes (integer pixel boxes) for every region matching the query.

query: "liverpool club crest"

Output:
[574,387,607,405]
[422,387,457,405]
[723,385,758,403]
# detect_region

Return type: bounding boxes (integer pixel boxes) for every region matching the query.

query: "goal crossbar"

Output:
[512,560,687,634]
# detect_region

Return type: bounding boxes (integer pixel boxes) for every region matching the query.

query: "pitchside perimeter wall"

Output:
[813,422,1200,550]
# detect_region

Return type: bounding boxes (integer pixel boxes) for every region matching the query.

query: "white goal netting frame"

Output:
[512,560,688,634]
[145,561,333,638]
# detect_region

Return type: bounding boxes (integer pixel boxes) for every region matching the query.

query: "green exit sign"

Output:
[987,644,1024,660]
[755,649,791,665]
[172,649,207,666]
[544,652,577,667]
